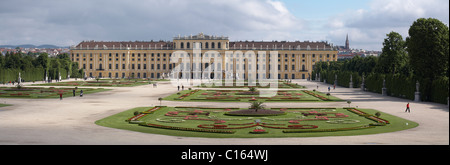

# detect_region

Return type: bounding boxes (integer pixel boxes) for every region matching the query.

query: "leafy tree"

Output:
[249,101,265,112]
[407,18,449,80]
[0,53,4,69]
[407,18,449,101]
[35,53,49,70]
[376,31,408,75]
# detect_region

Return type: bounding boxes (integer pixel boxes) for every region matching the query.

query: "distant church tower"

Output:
[345,34,350,50]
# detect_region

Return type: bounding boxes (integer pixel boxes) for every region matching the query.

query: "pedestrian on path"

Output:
[405,102,410,113]
[80,90,83,97]
[60,93,63,100]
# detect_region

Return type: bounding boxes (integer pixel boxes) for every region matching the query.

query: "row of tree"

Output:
[312,18,449,104]
[0,52,84,84]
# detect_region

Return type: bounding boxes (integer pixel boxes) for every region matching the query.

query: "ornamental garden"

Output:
[0,86,109,99]
[32,79,151,87]
[163,88,342,102]
[96,82,418,138]
[96,105,418,138]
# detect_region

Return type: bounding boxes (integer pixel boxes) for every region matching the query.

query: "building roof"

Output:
[229,41,333,50]
[72,39,335,51]
[74,40,173,50]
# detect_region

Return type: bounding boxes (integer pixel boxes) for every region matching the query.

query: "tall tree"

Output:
[407,18,449,80]
[376,31,408,75]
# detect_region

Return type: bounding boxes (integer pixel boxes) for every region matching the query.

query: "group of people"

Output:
[177,85,184,91]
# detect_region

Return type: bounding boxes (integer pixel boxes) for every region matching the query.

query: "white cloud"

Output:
[325,0,449,50]
[0,0,304,46]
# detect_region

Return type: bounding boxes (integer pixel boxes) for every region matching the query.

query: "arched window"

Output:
[302,65,305,71]
[211,42,215,49]
[180,42,184,49]
[205,42,209,49]
[187,42,190,49]
[218,42,221,49]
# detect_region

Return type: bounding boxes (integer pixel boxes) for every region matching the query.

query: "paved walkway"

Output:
[0,80,448,145]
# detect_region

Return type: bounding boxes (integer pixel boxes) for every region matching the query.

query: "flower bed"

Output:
[144,123,235,134]
[346,108,390,124]
[303,90,330,101]
[249,126,268,134]
[283,125,375,133]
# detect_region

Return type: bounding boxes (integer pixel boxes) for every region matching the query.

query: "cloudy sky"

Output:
[0,0,448,50]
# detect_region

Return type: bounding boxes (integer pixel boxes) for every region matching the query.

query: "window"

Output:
[284,65,288,70]
[138,64,141,70]
[122,64,125,69]
[181,42,184,49]
[302,54,305,58]
[90,64,93,69]
[218,42,221,49]
[212,42,215,49]
[205,42,209,49]
[116,64,119,69]
[144,64,147,70]
[292,65,295,70]
[109,64,112,69]
[187,42,190,49]
[132,64,135,69]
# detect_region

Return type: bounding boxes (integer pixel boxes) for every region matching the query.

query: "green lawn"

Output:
[0,87,111,99]
[163,89,343,102]
[32,79,151,87]
[197,80,305,89]
[95,106,418,138]
[0,103,11,107]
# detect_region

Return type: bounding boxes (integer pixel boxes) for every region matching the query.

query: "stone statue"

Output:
[350,74,352,82]
[18,72,21,84]
[416,81,420,92]
[383,79,386,88]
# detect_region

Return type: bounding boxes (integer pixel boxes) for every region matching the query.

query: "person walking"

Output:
[60,93,63,100]
[405,102,410,113]
[80,90,83,97]
[328,86,331,92]
[178,85,180,91]
[73,89,76,97]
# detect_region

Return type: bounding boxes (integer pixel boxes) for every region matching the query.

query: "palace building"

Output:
[70,33,338,80]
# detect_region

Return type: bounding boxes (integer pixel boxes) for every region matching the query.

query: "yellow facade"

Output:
[70,33,337,80]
